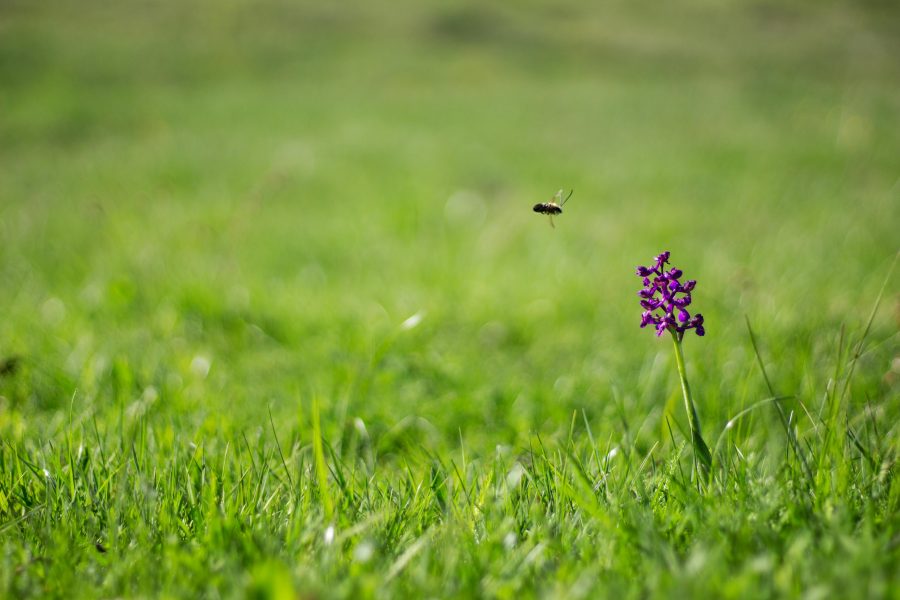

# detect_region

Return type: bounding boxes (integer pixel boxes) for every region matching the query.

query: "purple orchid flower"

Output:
[636,251,706,339]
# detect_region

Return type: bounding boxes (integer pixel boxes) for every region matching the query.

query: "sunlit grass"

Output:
[1,0,898,597]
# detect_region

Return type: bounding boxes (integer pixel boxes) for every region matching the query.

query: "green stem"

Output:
[671,331,712,480]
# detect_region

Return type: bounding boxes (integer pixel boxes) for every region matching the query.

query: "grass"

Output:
[1,0,899,597]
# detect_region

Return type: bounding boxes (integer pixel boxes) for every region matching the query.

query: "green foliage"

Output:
[1,0,899,597]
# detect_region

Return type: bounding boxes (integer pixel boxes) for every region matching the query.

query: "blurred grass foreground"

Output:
[1,0,899,597]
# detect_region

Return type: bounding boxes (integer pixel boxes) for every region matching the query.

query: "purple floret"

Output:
[635,251,706,339]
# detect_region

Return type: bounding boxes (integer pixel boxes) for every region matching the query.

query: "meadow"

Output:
[1,0,899,597]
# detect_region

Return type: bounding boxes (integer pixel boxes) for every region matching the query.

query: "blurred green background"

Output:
[1,0,898,450]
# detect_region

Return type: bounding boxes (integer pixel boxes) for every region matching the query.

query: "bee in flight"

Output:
[533,189,572,228]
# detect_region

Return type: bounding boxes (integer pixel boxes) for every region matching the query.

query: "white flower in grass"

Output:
[503,532,517,551]
[400,311,424,331]
[354,541,375,563]
[190,355,211,379]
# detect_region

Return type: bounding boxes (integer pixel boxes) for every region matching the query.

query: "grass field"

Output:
[1,0,899,597]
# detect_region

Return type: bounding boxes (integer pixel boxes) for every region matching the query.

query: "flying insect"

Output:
[533,189,572,228]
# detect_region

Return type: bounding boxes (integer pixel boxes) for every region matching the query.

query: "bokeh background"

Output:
[1,0,898,453]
